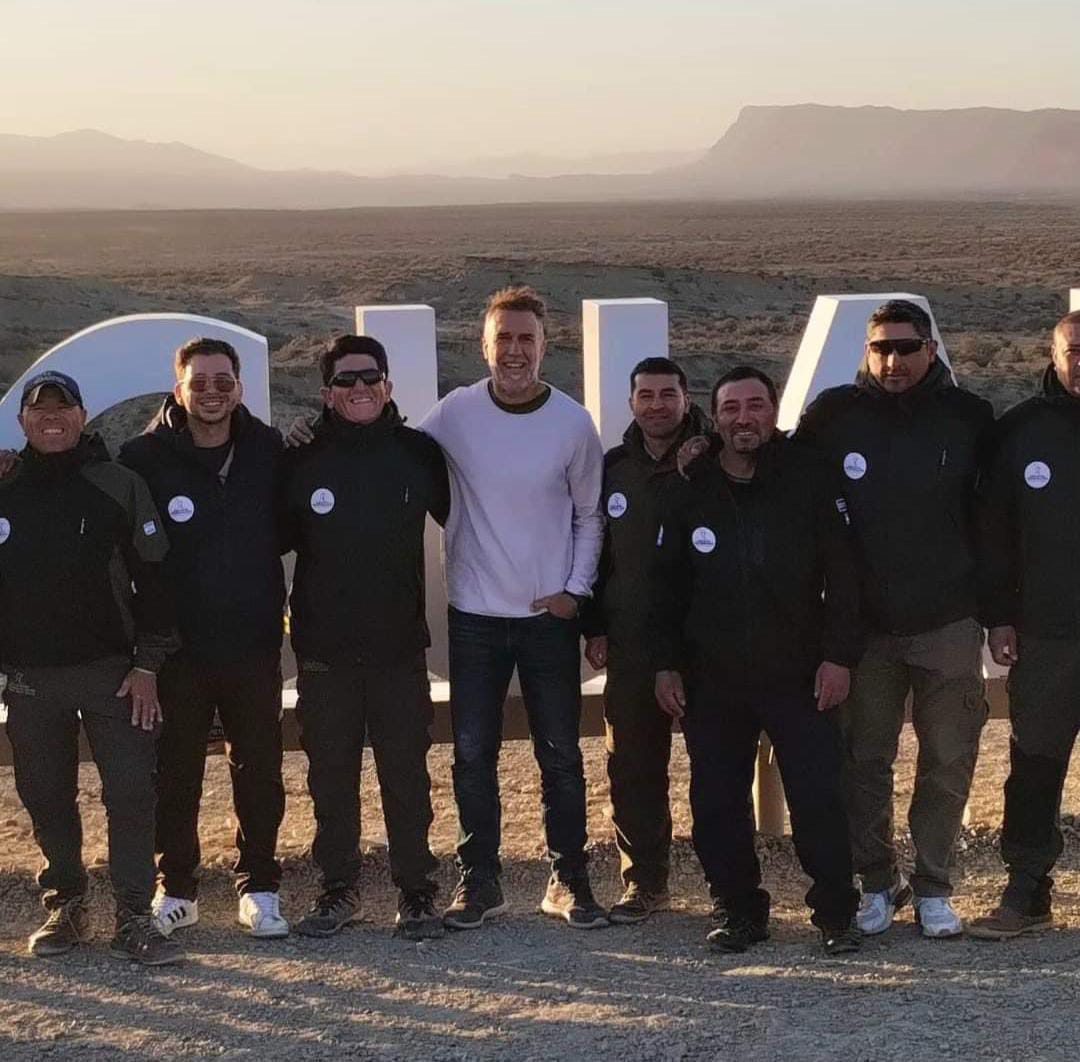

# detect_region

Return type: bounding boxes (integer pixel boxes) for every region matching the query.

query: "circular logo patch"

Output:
[310,488,336,515]
[0,517,10,545]
[167,495,195,523]
[692,526,717,554]
[1024,461,1052,490]
[843,452,868,481]
[607,492,628,519]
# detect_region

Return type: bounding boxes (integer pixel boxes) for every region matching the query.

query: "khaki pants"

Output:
[840,617,986,897]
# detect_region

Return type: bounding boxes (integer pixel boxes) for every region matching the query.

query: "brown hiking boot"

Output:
[608,883,671,925]
[967,906,1053,940]
[28,898,91,957]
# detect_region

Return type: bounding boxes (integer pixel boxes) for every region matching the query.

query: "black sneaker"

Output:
[540,875,610,929]
[296,886,362,938]
[706,909,770,953]
[820,922,862,956]
[608,883,671,925]
[443,875,508,930]
[396,891,446,941]
[109,913,184,966]
[28,898,91,957]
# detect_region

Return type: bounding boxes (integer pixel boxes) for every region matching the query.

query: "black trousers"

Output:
[296,653,438,895]
[682,677,857,928]
[155,650,285,899]
[605,655,673,892]
[1000,635,1080,914]
[5,656,158,916]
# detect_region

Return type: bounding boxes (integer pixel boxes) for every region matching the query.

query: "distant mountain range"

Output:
[2,106,1079,210]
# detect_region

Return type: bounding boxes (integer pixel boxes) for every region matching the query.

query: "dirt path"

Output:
[3,723,1080,1061]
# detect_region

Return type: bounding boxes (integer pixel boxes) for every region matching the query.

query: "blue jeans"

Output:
[448,607,588,881]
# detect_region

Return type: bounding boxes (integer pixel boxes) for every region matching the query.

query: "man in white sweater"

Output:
[420,286,607,930]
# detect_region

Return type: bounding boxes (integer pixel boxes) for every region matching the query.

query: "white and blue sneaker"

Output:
[856,875,912,935]
[913,896,963,939]
[152,894,199,937]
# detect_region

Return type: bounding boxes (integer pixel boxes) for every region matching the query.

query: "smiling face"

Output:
[629,372,688,446]
[712,377,777,456]
[320,352,393,424]
[19,386,87,454]
[175,352,242,426]
[482,308,546,401]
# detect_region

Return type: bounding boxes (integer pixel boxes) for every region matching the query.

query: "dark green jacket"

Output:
[281,403,449,665]
[581,405,710,652]
[650,434,862,692]
[978,365,1080,635]
[796,359,994,636]
[0,435,178,670]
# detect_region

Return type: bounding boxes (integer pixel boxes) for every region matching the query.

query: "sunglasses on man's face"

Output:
[187,375,238,393]
[330,369,386,388]
[867,338,928,357]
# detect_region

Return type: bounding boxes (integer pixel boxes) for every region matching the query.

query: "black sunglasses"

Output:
[868,338,927,357]
[329,369,385,388]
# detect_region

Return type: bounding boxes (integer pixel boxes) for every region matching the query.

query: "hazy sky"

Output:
[3,0,1079,174]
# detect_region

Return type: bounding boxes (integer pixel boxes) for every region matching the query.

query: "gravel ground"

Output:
[3,722,1080,1061]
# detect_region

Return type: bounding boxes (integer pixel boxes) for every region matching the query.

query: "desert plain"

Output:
[2,199,1080,1060]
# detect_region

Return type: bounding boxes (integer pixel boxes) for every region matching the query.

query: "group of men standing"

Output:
[5,287,1080,965]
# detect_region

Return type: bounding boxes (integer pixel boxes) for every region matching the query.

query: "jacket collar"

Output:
[20,432,107,481]
[855,355,954,411]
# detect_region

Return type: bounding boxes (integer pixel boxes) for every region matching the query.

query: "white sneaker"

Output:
[914,896,963,938]
[152,895,199,937]
[856,875,913,935]
[238,892,290,938]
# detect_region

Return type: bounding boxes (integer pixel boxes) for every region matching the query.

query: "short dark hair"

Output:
[1053,309,1080,345]
[175,337,240,378]
[320,334,389,385]
[710,365,779,412]
[866,299,933,341]
[629,356,687,394]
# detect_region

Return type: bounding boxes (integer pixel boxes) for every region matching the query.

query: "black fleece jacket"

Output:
[581,405,711,652]
[0,435,178,670]
[978,365,1080,636]
[119,400,286,661]
[795,359,994,636]
[650,433,863,693]
[281,403,449,665]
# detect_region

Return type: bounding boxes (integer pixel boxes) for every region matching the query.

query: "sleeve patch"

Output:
[143,520,158,536]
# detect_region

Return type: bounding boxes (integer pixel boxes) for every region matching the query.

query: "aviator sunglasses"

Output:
[187,375,238,393]
[867,338,928,357]
[330,368,386,388]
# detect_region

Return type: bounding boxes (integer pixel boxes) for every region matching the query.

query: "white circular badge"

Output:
[0,517,10,545]
[843,452,868,481]
[167,495,195,523]
[607,492,628,519]
[1024,461,1052,490]
[692,526,717,554]
[310,487,336,515]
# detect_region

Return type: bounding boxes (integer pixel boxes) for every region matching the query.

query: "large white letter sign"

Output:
[583,298,669,451]
[354,305,438,425]
[0,313,270,448]
[354,303,447,678]
[1071,289,1080,312]
[776,293,950,432]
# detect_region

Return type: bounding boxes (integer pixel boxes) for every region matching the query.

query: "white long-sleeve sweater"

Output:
[419,379,604,618]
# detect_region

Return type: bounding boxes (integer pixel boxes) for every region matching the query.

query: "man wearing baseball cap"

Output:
[2,370,182,964]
